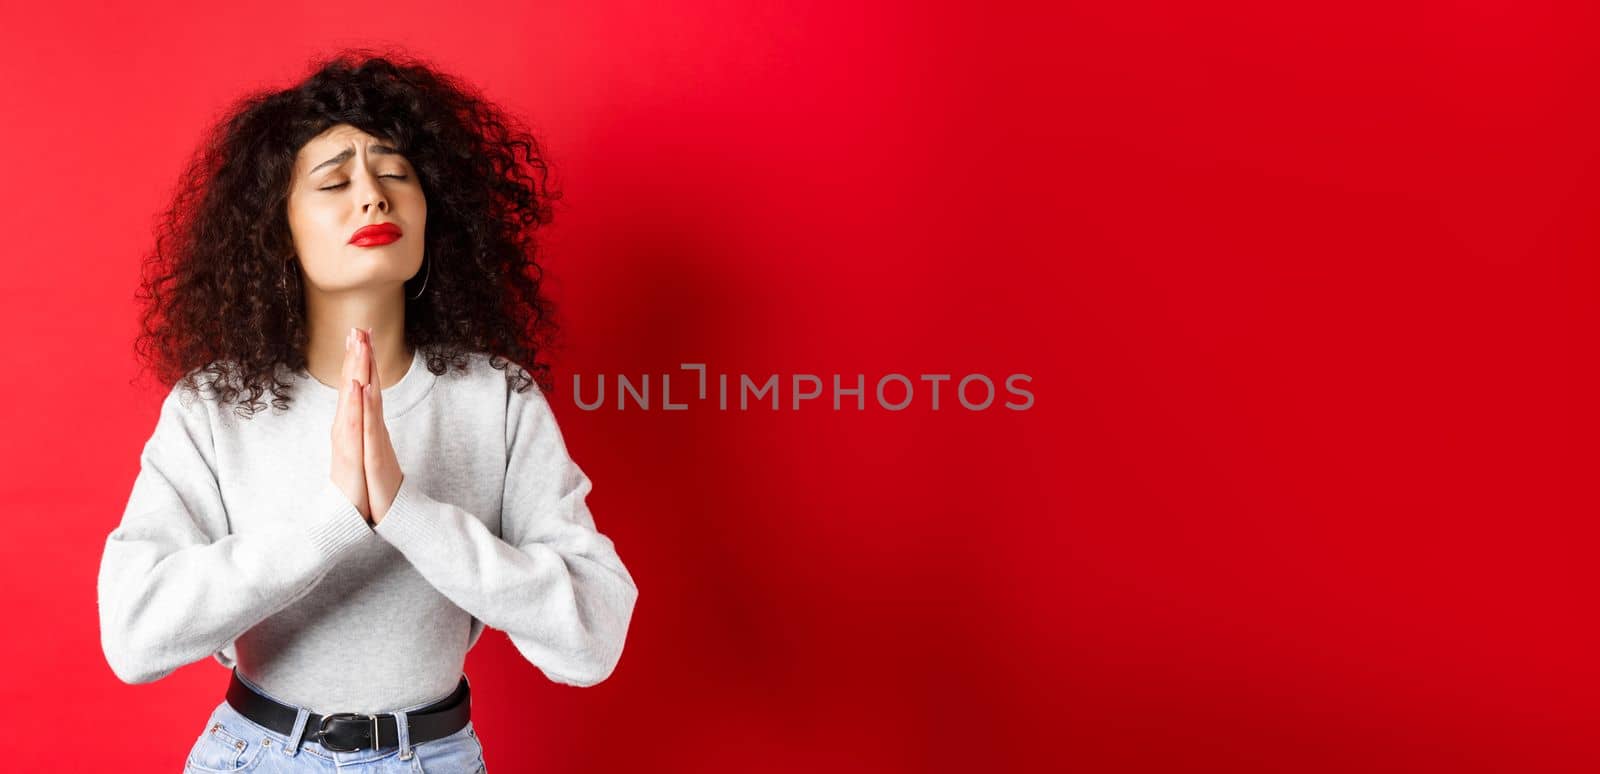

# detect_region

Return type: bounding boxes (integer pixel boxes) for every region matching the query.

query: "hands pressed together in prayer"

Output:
[329,327,407,526]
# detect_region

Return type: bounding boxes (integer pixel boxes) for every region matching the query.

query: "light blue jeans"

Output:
[182,676,486,773]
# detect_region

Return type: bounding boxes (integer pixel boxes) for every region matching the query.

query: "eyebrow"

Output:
[309,144,404,175]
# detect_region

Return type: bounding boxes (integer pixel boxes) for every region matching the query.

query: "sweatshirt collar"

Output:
[291,345,437,418]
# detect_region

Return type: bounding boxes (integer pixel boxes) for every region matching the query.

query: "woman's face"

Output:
[286,123,426,295]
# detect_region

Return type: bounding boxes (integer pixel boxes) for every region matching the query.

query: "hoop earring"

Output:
[407,255,430,301]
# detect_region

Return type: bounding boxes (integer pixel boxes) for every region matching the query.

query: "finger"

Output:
[360,328,384,417]
[358,334,373,444]
[364,330,375,389]
[355,330,370,387]
[372,360,385,415]
[362,383,379,468]
[343,327,362,391]
[364,382,380,439]
[364,343,386,427]
[361,380,372,441]
[350,378,365,450]
[348,378,358,429]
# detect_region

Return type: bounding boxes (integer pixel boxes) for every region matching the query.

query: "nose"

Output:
[354,169,389,213]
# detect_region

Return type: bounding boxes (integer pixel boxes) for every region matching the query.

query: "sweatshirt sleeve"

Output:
[96,385,375,685]
[373,381,639,687]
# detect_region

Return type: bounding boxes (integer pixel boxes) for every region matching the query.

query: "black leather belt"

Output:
[225,668,471,753]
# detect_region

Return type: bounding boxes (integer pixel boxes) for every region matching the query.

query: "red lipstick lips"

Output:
[349,223,402,247]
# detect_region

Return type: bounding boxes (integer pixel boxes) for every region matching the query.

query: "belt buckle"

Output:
[318,712,380,752]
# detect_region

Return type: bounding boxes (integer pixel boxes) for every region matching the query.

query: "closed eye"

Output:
[319,174,408,191]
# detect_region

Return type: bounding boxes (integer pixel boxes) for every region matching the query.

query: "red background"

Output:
[0,2,1592,772]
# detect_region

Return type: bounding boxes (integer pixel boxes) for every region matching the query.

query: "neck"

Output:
[302,287,412,390]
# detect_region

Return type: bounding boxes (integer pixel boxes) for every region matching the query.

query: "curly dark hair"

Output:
[133,47,565,419]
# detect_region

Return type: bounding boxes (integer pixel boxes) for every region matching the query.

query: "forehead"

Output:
[297,125,403,170]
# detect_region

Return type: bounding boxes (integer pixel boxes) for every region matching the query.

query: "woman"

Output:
[96,49,639,773]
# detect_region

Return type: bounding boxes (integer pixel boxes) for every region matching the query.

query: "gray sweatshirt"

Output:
[96,348,639,714]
